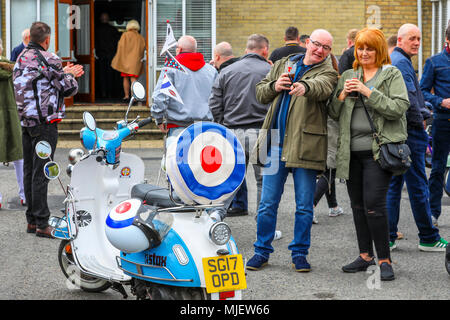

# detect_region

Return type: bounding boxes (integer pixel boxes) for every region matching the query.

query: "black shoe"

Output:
[380,262,395,281]
[342,256,376,273]
[227,207,248,217]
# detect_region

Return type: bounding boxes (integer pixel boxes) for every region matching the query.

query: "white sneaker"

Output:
[431,215,439,227]
[274,230,282,240]
[312,214,319,224]
[329,207,344,217]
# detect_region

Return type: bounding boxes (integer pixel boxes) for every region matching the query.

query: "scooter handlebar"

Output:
[137,117,153,129]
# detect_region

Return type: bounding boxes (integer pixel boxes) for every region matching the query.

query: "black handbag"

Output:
[358,94,411,175]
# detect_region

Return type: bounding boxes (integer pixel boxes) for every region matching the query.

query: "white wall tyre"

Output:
[58,240,111,293]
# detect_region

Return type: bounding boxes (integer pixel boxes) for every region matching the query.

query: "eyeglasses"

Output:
[309,39,332,52]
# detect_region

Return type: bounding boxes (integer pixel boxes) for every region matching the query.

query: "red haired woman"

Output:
[328,28,409,281]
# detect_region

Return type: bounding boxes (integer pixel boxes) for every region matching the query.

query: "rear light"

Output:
[219,291,235,300]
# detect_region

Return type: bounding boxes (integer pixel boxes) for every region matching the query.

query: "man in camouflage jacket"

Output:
[13,22,83,238]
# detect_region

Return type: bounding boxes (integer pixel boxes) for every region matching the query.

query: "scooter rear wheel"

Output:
[58,240,112,293]
[133,279,209,300]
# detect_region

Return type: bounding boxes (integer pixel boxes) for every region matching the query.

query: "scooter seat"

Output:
[131,184,182,208]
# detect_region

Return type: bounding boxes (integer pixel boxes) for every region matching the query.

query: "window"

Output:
[156,0,214,68]
[10,0,37,51]
[431,0,450,55]
[7,0,56,58]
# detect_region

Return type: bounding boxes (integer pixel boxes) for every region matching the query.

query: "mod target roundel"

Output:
[166,122,246,205]
[106,198,141,229]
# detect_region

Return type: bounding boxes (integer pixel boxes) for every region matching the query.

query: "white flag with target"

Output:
[159,73,184,104]
[165,122,246,205]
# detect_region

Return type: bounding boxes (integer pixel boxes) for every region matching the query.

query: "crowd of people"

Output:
[151,23,449,281]
[0,19,449,283]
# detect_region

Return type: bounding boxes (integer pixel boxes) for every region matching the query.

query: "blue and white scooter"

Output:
[46,82,247,300]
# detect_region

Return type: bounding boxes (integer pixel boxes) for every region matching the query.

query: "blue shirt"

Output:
[275,55,312,149]
[10,42,25,62]
[420,49,450,116]
[390,47,430,128]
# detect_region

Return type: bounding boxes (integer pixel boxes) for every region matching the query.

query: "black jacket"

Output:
[269,43,306,64]
[338,45,355,75]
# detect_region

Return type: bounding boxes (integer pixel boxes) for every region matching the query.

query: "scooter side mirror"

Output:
[125,82,146,123]
[131,81,146,101]
[35,141,52,159]
[44,161,61,180]
[83,111,97,132]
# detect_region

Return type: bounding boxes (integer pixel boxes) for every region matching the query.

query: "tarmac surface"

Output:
[0,146,449,301]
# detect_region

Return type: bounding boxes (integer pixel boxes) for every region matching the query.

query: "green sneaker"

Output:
[389,241,397,251]
[418,238,448,252]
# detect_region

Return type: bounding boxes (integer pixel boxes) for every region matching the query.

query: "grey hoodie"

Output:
[151,54,217,126]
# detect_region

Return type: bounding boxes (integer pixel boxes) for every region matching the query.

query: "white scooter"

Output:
[45,82,246,300]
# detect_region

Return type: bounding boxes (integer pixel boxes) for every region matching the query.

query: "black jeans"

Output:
[346,150,392,260]
[314,167,338,208]
[22,123,58,229]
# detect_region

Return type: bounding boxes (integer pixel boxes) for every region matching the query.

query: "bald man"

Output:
[246,29,338,272]
[10,28,30,62]
[212,41,239,72]
[152,35,217,131]
[387,23,447,252]
[151,34,218,176]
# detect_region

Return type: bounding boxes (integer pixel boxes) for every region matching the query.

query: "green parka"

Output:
[328,65,409,180]
[253,54,338,171]
[0,57,22,163]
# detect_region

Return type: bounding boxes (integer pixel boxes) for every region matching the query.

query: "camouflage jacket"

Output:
[13,42,79,127]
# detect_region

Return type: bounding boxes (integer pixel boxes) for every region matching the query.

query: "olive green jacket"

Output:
[0,57,22,163]
[253,54,338,171]
[328,65,409,180]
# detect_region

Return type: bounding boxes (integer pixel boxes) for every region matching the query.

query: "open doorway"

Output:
[93,0,146,104]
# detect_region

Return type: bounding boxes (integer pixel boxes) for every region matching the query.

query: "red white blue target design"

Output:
[166,122,246,205]
[105,198,141,229]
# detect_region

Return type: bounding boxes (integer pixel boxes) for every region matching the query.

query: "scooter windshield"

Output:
[152,211,174,240]
[137,208,174,243]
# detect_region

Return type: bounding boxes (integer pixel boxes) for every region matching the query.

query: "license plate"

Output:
[202,254,247,293]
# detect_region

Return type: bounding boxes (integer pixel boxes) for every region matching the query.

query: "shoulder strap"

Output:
[33,49,51,70]
[358,94,382,146]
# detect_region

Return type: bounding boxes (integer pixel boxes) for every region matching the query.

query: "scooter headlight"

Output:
[209,222,231,245]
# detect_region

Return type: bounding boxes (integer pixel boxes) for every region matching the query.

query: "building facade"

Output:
[1,0,449,103]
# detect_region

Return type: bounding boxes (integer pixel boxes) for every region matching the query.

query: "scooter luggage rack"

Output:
[51,188,77,240]
[115,255,193,283]
[156,203,222,213]
[50,216,71,240]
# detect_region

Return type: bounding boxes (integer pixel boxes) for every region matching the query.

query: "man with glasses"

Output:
[246,29,338,272]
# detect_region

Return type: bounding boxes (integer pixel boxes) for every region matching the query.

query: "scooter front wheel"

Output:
[58,240,112,293]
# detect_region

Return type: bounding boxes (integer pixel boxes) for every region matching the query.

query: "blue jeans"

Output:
[230,178,248,211]
[429,118,450,219]
[254,158,317,259]
[386,128,440,244]
[229,128,263,212]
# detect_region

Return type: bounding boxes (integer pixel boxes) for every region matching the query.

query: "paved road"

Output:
[0,147,449,300]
